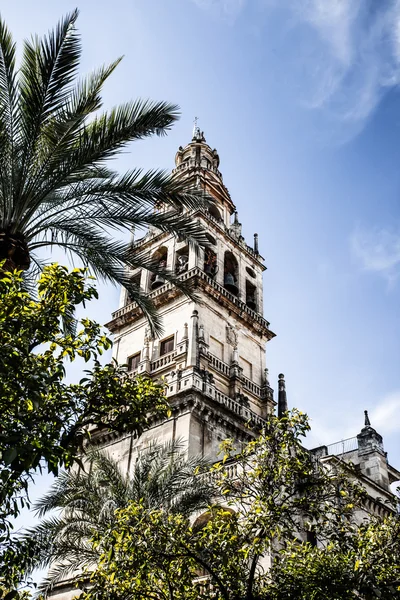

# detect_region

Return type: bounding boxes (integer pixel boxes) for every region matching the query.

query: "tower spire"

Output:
[192,116,206,142]
[278,373,288,417]
[192,116,198,139]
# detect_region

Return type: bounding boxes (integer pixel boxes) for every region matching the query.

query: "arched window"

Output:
[176,245,189,275]
[224,251,239,296]
[204,248,218,278]
[208,204,222,221]
[126,270,141,305]
[150,246,168,290]
[246,280,257,311]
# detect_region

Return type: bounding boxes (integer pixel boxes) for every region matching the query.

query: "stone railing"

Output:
[208,354,262,398]
[196,268,271,330]
[111,268,271,333]
[173,161,223,180]
[242,376,262,397]
[163,371,265,428]
[208,353,230,377]
[151,350,177,372]
[213,389,265,428]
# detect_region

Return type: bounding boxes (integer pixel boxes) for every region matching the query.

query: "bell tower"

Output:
[105,128,276,463]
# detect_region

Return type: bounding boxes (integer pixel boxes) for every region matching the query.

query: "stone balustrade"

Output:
[111,267,271,332]
[242,376,262,397]
[208,353,230,377]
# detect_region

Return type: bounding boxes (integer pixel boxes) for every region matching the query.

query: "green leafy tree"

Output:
[79,411,400,600]
[0,9,209,334]
[23,440,216,596]
[0,264,167,587]
[267,514,400,600]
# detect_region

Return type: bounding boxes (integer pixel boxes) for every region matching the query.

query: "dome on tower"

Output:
[174,127,220,173]
[172,124,235,214]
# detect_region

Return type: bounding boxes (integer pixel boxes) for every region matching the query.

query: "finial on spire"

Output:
[278,373,288,418]
[364,410,371,427]
[254,233,259,254]
[192,116,199,139]
[192,117,205,142]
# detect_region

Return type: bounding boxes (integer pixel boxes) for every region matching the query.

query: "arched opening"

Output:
[176,245,189,275]
[150,246,168,290]
[246,280,257,311]
[126,270,141,305]
[224,251,239,295]
[246,266,256,279]
[204,248,218,278]
[208,204,222,222]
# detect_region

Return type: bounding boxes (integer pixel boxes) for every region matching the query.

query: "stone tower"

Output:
[104,128,276,465]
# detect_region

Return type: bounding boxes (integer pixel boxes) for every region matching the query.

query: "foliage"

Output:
[79,411,400,600]
[268,515,400,600]
[23,439,215,596]
[0,9,211,334]
[0,265,167,587]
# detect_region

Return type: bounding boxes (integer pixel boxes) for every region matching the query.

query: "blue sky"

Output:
[3,0,400,516]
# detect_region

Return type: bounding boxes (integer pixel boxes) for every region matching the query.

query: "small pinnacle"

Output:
[278,373,288,417]
[364,409,371,427]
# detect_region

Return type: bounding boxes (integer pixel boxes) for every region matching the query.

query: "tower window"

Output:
[160,335,174,356]
[127,352,141,371]
[126,270,141,304]
[246,280,257,311]
[224,251,239,296]
[176,246,189,274]
[150,246,168,290]
[208,204,222,221]
[204,248,218,278]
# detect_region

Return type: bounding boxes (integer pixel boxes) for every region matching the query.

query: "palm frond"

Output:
[0,10,208,334]
[0,15,17,224]
[15,10,80,212]
[24,439,216,594]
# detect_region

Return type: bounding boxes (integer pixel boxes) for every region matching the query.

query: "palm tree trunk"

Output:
[0,228,31,270]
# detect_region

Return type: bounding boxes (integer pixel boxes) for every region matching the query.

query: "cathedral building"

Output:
[104,126,276,465]
[104,127,399,510]
[49,128,399,600]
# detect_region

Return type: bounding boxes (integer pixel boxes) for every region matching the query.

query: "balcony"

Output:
[151,350,177,372]
[109,267,273,338]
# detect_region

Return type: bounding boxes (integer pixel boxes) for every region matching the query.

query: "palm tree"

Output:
[23,439,215,596]
[0,10,209,334]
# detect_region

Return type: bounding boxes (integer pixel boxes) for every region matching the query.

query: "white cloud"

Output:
[286,0,400,125]
[190,0,400,130]
[190,0,400,131]
[350,226,400,285]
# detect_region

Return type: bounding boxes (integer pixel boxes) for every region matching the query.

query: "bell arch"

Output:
[150,246,168,290]
[224,251,239,296]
